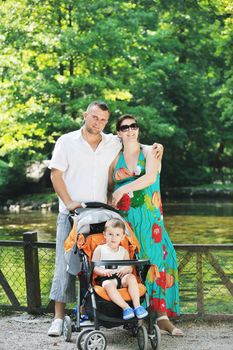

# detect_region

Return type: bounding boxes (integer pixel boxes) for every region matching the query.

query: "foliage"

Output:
[0,159,26,200]
[0,0,232,193]
[0,160,9,188]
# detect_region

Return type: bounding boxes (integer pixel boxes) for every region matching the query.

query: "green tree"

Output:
[0,0,232,196]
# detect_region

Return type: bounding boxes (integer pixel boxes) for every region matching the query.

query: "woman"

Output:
[108,114,183,336]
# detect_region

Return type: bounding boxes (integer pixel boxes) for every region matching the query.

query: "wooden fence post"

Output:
[196,252,204,316]
[23,231,41,313]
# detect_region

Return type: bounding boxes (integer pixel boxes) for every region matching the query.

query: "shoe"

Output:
[48,318,63,336]
[160,328,184,336]
[80,314,93,325]
[156,315,184,336]
[80,314,89,323]
[134,306,148,319]
[123,307,135,320]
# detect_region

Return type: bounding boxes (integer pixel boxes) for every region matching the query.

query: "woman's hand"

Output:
[152,143,164,160]
[112,188,125,207]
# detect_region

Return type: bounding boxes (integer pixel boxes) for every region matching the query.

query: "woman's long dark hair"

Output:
[116,114,137,131]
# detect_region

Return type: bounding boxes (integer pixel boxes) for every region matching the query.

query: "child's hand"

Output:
[116,266,131,278]
[102,269,114,277]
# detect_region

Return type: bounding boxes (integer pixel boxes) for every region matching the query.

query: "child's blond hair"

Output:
[104,218,125,233]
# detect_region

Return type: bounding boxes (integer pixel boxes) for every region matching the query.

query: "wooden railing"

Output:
[175,244,233,320]
[0,232,232,319]
[0,232,55,313]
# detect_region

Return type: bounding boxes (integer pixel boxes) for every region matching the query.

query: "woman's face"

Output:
[118,118,139,143]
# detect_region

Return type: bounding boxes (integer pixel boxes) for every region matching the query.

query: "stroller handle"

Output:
[74,201,118,214]
[92,259,150,267]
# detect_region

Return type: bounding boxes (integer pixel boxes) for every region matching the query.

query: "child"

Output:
[92,218,148,320]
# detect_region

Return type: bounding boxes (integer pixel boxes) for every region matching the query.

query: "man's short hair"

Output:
[87,101,110,113]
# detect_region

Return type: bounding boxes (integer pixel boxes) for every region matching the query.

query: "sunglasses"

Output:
[119,123,139,132]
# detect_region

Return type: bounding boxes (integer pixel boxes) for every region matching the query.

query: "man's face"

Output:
[84,105,109,135]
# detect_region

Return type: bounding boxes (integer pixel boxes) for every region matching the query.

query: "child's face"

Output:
[104,227,125,250]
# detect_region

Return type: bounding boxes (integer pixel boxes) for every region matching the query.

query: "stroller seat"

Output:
[76,231,147,301]
[94,283,146,302]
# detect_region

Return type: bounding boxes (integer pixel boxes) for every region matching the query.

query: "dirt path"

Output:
[0,314,232,350]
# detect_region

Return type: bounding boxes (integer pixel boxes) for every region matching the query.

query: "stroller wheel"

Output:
[84,330,107,350]
[137,325,148,350]
[131,326,138,337]
[149,324,161,350]
[76,329,93,350]
[63,315,72,342]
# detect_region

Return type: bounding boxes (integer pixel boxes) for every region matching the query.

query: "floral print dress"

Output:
[113,149,180,317]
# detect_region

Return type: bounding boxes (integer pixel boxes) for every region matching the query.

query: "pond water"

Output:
[0,199,232,244]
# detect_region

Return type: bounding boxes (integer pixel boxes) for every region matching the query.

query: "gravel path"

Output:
[0,314,232,350]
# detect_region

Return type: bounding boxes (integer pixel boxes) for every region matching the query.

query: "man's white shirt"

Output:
[49,128,121,213]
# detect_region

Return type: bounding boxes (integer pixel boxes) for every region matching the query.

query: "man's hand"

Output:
[152,143,164,160]
[66,201,82,211]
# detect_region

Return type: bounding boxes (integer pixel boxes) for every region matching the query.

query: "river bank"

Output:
[164,184,233,199]
[1,184,233,212]
[0,192,58,212]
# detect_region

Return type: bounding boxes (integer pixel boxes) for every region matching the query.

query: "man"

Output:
[48,101,163,336]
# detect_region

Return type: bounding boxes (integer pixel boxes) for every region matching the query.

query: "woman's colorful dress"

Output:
[113,149,180,317]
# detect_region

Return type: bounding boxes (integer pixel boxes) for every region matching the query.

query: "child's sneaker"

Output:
[123,307,135,320]
[80,314,93,326]
[134,306,148,319]
[80,314,89,323]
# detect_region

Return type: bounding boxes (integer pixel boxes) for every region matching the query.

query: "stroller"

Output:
[63,202,161,350]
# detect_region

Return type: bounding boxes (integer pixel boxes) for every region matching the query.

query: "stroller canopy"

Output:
[64,207,140,275]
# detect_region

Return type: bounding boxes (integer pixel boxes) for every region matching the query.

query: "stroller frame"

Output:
[62,202,161,350]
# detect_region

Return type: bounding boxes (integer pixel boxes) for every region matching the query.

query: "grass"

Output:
[0,308,15,316]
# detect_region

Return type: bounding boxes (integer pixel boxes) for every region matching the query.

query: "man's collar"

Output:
[73,129,83,140]
[74,127,107,143]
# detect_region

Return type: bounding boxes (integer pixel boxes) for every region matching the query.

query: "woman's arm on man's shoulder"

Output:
[141,142,164,160]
